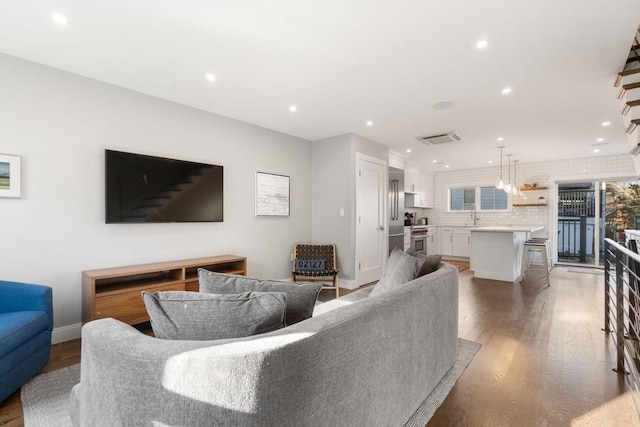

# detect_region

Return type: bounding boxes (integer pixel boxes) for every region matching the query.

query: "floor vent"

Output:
[416,131,461,145]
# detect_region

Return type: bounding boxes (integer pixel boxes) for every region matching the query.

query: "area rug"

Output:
[405,338,480,426]
[22,339,480,427]
[446,259,470,272]
[21,364,79,427]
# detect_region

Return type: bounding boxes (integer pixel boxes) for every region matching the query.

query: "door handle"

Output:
[378,225,385,231]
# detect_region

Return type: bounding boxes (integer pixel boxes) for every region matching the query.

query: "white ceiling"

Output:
[1,1,639,172]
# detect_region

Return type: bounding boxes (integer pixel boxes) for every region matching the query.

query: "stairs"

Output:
[614,26,640,173]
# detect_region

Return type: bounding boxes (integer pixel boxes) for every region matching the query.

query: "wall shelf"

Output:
[514,185,548,207]
[519,186,548,191]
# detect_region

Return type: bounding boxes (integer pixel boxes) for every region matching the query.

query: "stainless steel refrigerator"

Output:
[389,167,405,254]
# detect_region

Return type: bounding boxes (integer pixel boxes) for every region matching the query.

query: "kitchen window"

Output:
[449,186,509,211]
[450,187,476,211]
[479,186,508,211]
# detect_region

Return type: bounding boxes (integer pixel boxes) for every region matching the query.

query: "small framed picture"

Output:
[0,154,21,198]
[256,171,290,216]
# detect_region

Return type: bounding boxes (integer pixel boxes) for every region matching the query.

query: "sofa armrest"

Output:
[73,318,286,426]
[0,280,53,329]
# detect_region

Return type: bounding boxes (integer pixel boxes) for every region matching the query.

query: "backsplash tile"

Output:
[425,154,635,238]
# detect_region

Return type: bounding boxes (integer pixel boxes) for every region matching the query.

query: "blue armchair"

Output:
[0,280,53,402]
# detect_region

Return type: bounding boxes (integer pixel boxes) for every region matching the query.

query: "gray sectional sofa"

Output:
[70,262,459,426]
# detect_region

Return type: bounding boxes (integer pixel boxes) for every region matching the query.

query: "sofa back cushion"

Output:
[142,290,286,340]
[370,248,424,297]
[406,249,442,277]
[198,269,322,325]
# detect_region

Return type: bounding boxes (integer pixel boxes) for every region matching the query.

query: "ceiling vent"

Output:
[416,131,461,145]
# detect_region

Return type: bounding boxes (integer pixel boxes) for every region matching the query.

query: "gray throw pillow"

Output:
[370,248,423,297]
[198,269,323,325]
[406,249,442,277]
[142,290,286,340]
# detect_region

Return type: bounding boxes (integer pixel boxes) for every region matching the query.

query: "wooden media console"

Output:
[82,255,247,325]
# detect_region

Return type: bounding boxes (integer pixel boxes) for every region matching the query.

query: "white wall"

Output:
[311,133,388,284]
[0,54,312,341]
[428,154,636,236]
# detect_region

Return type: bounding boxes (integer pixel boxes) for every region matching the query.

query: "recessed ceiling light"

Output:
[497,137,504,142]
[501,87,512,95]
[406,148,411,153]
[366,120,373,127]
[476,40,489,49]
[51,13,68,26]
[432,101,455,111]
[289,105,297,112]
[445,165,450,168]
[596,137,604,142]
[205,73,216,82]
[594,149,600,153]
[488,160,493,164]
[432,160,437,163]
[601,121,611,126]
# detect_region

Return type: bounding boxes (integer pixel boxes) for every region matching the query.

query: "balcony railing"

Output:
[604,238,640,416]
[558,216,597,262]
[558,189,596,217]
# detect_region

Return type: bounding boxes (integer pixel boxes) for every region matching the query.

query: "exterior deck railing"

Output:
[604,238,640,416]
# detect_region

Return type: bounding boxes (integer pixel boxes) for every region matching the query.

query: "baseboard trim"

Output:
[52,323,82,344]
[339,279,358,290]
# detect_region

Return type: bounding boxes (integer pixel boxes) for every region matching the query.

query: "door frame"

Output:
[549,172,635,268]
[354,152,388,286]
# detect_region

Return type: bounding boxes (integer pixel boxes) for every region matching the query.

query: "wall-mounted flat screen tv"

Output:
[105,149,223,223]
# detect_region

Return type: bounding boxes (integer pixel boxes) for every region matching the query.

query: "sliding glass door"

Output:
[557,179,640,267]
[557,182,597,266]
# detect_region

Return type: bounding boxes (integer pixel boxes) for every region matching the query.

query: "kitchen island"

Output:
[469,226,545,282]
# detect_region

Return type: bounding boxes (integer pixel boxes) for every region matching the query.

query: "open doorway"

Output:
[557,182,597,266]
[556,179,640,267]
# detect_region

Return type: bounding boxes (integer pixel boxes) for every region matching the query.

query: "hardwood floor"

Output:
[430,266,640,426]
[1,269,638,426]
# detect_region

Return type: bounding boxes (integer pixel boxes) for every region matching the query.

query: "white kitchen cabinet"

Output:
[404,166,420,194]
[403,227,411,251]
[405,170,433,208]
[452,227,471,257]
[440,227,453,256]
[426,229,437,256]
[420,173,433,208]
[439,226,470,257]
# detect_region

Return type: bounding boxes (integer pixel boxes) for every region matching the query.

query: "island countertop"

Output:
[469,226,545,282]
[469,225,544,233]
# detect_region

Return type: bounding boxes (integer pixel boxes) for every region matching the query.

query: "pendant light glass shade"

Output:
[504,154,512,192]
[511,160,519,195]
[495,146,505,189]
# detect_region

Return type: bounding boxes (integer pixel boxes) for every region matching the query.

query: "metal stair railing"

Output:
[604,238,640,418]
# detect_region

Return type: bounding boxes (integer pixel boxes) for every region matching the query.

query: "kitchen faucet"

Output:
[470,206,479,225]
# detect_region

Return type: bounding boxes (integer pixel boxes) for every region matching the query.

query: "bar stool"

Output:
[520,238,551,285]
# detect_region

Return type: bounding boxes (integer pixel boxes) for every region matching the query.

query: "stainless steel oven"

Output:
[410,226,428,254]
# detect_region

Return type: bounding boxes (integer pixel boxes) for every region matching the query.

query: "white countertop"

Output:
[469,225,544,233]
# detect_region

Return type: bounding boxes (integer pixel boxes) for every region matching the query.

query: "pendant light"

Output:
[504,154,512,192]
[511,160,519,195]
[495,146,505,189]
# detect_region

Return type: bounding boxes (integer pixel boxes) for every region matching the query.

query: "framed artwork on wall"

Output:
[255,171,290,216]
[0,154,21,198]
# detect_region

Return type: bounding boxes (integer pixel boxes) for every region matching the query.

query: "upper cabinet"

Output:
[405,168,433,208]
[404,166,421,194]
